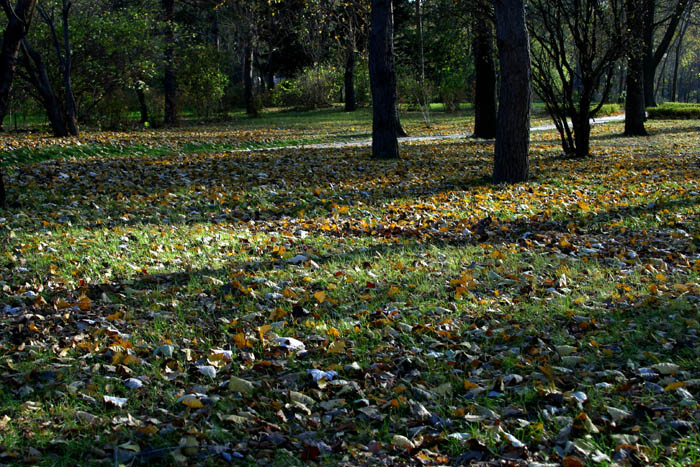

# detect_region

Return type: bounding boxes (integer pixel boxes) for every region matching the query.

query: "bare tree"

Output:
[528,0,626,157]
[37,0,79,136]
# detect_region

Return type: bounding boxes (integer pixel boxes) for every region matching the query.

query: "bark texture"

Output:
[244,43,255,115]
[0,0,38,129]
[20,39,67,137]
[369,0,399,159]
[162,0,178,125]
[625,0,649,136]
[344,48,356,112]
[492,0,531,183]
[472,1,497,139]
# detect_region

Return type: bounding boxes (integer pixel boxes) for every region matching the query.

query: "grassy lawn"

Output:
[0,116,698,465]
[0,106,560,167]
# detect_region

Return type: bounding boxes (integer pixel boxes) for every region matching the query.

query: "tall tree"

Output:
[472,0,497,139]
[642,0,692,107]
[37,0,79,136]
[492,0,531,183]
[0,0,38,209]
[19,39,68,137]
[625,0,649,135]
[162,0,178,125]
[369,0,399,159]
[0,0,38,130]
[343,12,357,112]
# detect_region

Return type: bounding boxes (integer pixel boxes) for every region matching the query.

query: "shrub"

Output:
[397,67,434,111]
[647,102,700,119]
[438,67,468,112]
[590,103,621,117]
[272,65,342,110]
[179,44,228,118]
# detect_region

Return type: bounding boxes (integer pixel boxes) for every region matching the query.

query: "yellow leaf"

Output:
[327,340,345,354]
[106,311,121,321]
[463,380,479,390]
[122,354,141,367]
[55,298,70,309]
[180,395,203,409]
[665,381,686,391]
[135,425,159,435]
[656,273,667,282]
[77,296,91,311]
[233,332,249,349]
[314,291,326,303]
[387,286,400,296]
[258,324,271,341]
[269,307,287,320]
[282,287,297,299]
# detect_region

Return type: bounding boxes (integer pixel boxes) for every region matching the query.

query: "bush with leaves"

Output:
[438,66,469,112]
[178,44,229,118]
[272,65,342,109]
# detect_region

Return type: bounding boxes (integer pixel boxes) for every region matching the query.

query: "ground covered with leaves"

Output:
[1,115,699,465]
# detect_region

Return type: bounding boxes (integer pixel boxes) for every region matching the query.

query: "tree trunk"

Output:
[625,0,648,136]
[344,49,356,112]
[415,0,430,126]
[162,0,178,125]
[472,1,497,139]
[671,13,689,102]
[0,167,5,209]
[0,0,38,131]
[642,0,690,108]
[369,0,399,159]
[572,113,591,158]
[492,0,531,183]
[136,86,148,124]
[62,0,78,135]
[20,39,67,137]
[641,0,656,108]
[244,43,256,115]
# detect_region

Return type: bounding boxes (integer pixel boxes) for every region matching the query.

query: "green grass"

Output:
[0,117,698,465]
[647,102,700,119]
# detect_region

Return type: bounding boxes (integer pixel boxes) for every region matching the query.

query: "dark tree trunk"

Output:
[642,0,690,108]
[625,55,648,135]
[20,40,67,137]
[244,43,256,115]
[344,49,356,112]
[0,167,5,209]
[492,0,531,183]
[162,0,178,125]
[572,112,591,158]
[671,13,689,102]
[625,0,648,136]
[369,0,399,159]
[472,1,497,139]
[61,0,77,135]
[641,0,656,108]
[0,0,38,130]
[136,86,148,124]
[266,70,274,90]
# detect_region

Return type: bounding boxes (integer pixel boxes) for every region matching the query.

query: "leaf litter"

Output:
[0,120,698,464]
